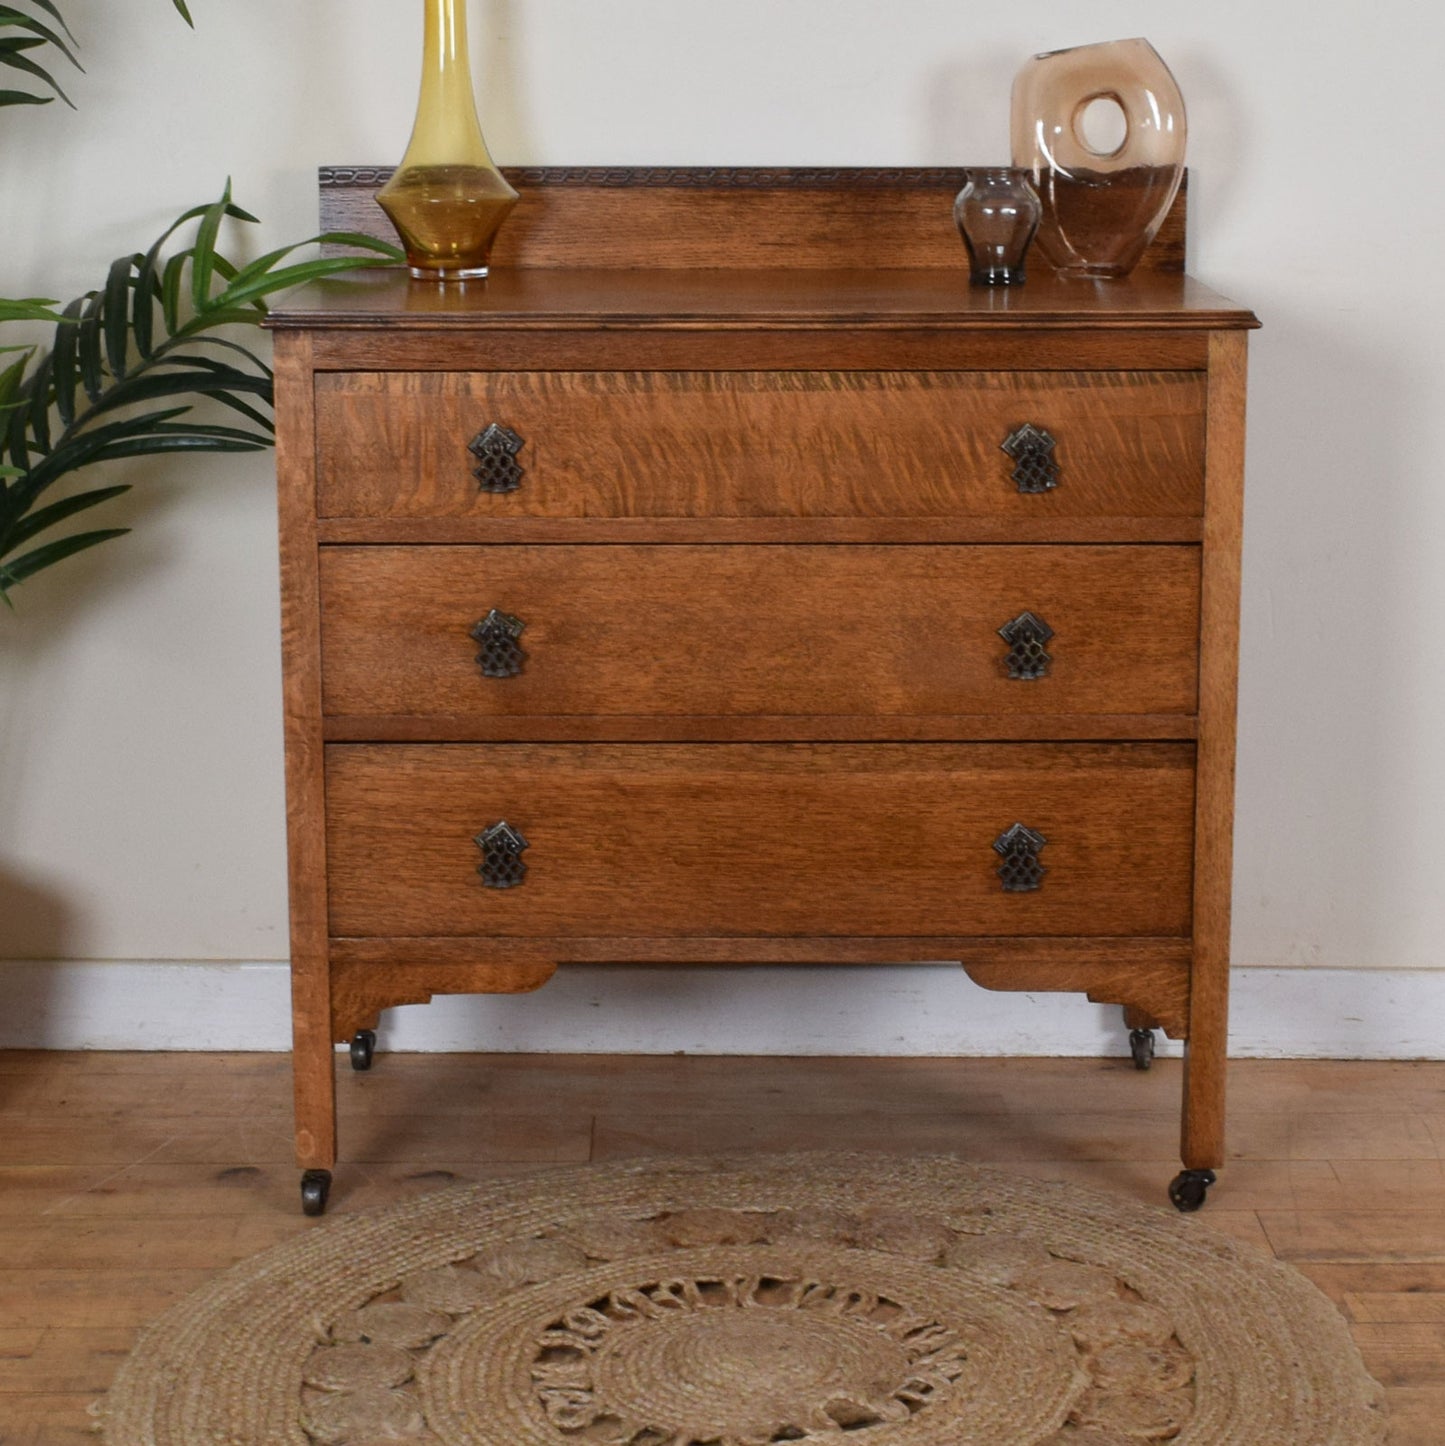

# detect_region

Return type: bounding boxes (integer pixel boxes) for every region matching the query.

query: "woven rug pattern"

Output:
[100,1153,1387,1444]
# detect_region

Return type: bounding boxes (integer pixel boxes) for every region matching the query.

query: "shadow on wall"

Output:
[0,860,75,1083]
[0,480,169,663]
[0,858,74,959]
[0,501,164,1063]
[1166,46,1249,251]
[1231,302,1408,970]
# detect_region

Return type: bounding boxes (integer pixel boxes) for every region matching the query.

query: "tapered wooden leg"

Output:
[275,331,337,1203]
[291,954,337,1174]
[1181,1040,1225,1169]
[1180,330,1249,1180]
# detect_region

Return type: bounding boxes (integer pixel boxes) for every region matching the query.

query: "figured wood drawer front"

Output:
[314,371,1205,522]
[325,743,1195,939]
[319,545,1201,722]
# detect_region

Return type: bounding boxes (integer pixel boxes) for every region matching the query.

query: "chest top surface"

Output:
[267,265,1256,334]
[265,166,1256,336]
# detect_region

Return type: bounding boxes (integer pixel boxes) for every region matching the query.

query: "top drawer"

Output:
[314,370,1205,525]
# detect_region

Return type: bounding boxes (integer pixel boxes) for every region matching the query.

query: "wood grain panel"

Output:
[321,714,1199,744]
[313,370,1206,523]
[331,955,557,1043]
[322,936,1190,1039]
[324,743,1195,939]
[303,326,1212,375]
[318,544,1201,725]
[315,516,1206,546]
[964,952,1190,1040]
[316,166,1188,275]
[326,935,1192,969]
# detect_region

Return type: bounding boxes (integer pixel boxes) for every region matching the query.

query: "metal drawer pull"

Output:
[1001,422,1059,493]
[470,609,527,678]
[994,823,1047,892]
[476,821,529,888]
[998,611,1054,681]
[469,422,526,493]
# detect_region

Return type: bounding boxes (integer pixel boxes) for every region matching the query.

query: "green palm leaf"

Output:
[0,528,129,594]
[16,2,75,41]
[0,351,31,412]
[0,297,59,323]
[0,11,77,107]
[0,183,401,598]
[0,1,191,112]
[51,295,82,426]
[4,482,129,551]
[0,8,81,69]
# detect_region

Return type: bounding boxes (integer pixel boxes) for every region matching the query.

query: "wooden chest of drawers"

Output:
[269,168,1256,1215]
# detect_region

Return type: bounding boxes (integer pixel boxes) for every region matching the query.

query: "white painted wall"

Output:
[1,2,1442,1052]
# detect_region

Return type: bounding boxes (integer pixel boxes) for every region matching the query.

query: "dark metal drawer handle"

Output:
[476,821,529,888]
[1001,423,1059,493]
[998,611,1053,680]
[470,609,527,678]
[994,823,1047,892]
[469,422,526,493]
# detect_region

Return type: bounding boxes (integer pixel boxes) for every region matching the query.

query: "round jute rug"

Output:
[99,1153,1386,1445]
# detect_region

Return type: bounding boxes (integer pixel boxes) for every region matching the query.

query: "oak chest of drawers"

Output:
[269,168,1257,1215]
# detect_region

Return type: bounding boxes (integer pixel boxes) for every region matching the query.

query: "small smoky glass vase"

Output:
[953,167,1042,286]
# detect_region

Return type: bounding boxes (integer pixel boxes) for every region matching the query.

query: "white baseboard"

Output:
[0,960,1440,1058]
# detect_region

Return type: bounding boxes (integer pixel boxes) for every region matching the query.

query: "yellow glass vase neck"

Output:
[401,0,497,170]
[378,0,519,279]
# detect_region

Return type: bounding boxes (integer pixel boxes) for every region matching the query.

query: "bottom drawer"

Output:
[325,744,1195,939]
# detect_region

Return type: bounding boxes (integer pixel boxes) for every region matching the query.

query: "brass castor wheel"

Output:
[1129,1027,1156,1071]
[349,1029,376,1072]
[301,1169,332,1216]
[1168,1168,1216,1213]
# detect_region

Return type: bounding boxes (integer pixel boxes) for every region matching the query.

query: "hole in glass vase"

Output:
[1074,93,1129,157]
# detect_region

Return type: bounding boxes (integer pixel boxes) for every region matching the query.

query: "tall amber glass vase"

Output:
[377,0,519,281]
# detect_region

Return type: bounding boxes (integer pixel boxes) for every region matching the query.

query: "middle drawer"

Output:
[319,545,1200,725]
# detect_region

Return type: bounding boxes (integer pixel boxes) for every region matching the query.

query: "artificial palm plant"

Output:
[0,1,401,599]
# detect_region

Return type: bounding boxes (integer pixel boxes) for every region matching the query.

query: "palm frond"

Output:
[0,3,81,108]
[0,184,401,597]
[0,296,59,323]
[0,527,128,595]
[0,1,195,111]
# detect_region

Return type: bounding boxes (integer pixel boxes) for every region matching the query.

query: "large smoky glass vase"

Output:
[1011,37,1186,279]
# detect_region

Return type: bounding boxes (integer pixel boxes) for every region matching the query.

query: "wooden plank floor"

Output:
[0,1051,1440,1443]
